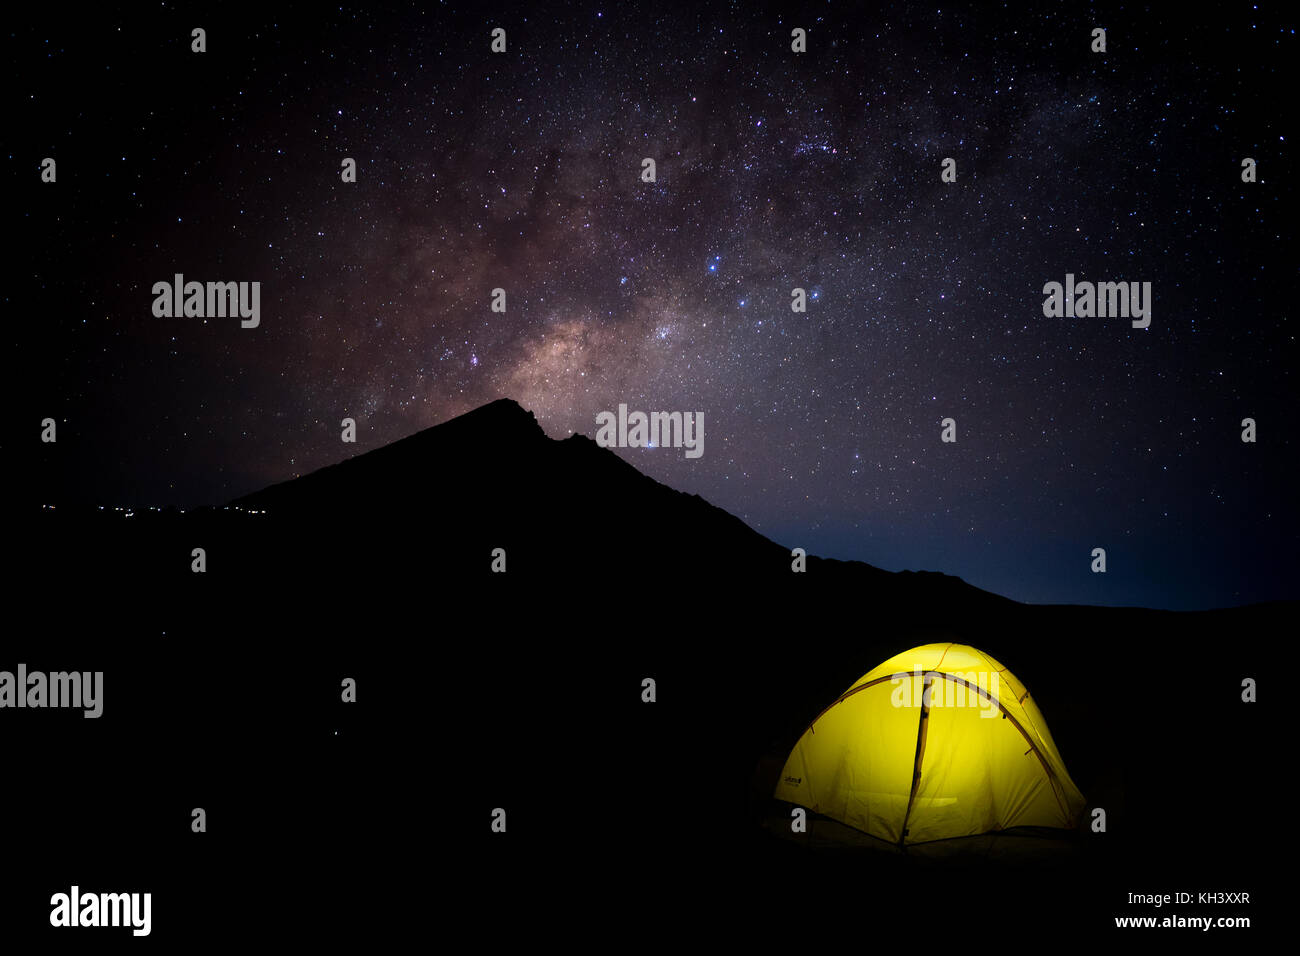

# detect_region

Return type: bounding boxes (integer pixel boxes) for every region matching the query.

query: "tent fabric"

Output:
[774,643,1086,844]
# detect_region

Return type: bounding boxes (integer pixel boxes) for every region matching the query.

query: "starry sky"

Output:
[18,2,1297,609]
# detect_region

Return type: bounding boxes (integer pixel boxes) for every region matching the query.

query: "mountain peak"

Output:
[402,397,544,444]
[461,397,537,426]
[232,398,546,512]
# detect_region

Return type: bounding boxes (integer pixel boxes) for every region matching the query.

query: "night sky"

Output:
[18,3,1297,610]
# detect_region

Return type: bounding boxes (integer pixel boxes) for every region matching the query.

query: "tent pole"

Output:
[898,672,934,847]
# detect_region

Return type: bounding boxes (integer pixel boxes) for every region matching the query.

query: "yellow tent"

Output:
[774,643,1086,844]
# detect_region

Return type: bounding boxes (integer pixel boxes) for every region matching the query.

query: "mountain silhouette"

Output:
[229,397,1003,603]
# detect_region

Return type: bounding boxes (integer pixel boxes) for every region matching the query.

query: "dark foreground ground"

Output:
[2,502,1280,946]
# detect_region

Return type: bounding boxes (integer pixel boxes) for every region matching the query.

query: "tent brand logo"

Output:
[890,670,1000,717]
[49,885,151,936]
[594,404,704,459]
[0,664,103,717]
[784,776,802,786]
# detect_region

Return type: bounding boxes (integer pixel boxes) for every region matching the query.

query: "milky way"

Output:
[21,3,1297,608]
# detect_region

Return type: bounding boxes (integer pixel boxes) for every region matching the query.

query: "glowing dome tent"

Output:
[774,643,1086,845]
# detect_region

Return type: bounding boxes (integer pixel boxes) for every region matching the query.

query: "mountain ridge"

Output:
[231,397,999,602]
